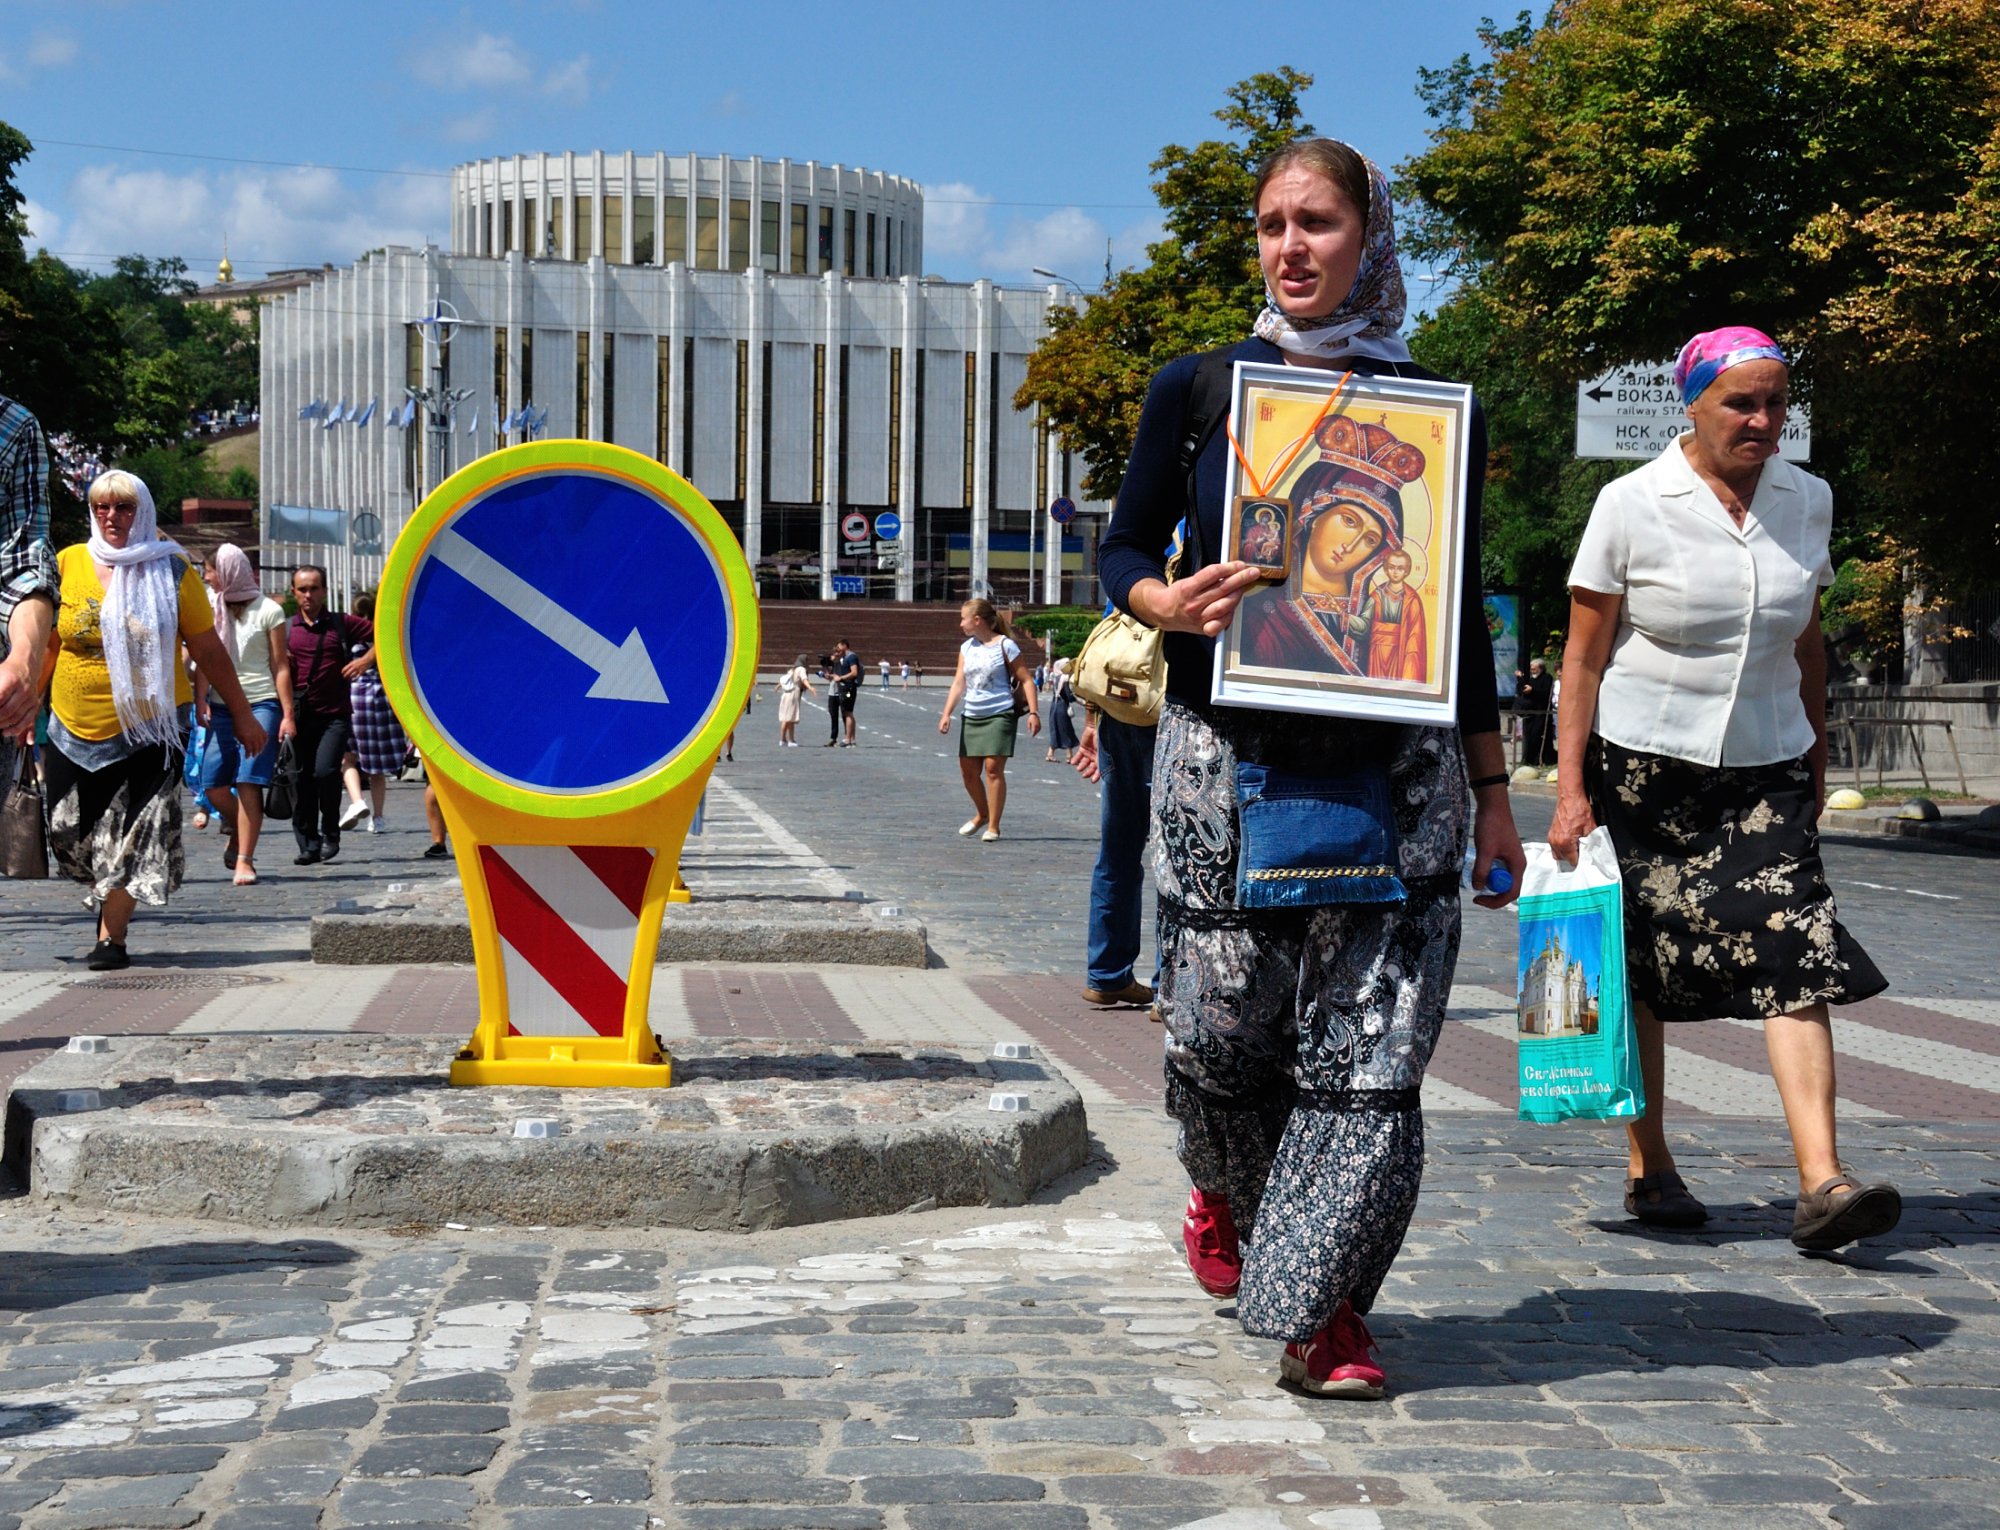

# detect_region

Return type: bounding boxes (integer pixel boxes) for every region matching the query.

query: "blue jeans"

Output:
[1087,715,1158,989]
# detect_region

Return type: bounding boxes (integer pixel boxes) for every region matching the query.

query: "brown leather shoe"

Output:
[1624,1169,1709,1228]
[1083,979,1154,1007]
[1792,1173,1901,1251]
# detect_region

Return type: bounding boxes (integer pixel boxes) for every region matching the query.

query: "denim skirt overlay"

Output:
[1152,699,1468,1340]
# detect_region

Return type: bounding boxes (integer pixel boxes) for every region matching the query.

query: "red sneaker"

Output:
[1181,1187,1241,1298]
[1280,1301,1385,1399]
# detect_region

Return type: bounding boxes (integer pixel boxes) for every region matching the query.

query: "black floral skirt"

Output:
[45,737,186,910]
[1585,738,1886,1022]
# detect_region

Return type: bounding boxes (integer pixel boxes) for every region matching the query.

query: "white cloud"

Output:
[440,109,500,145]
[28,31,79,68]
[541,54,593,107]
[922,182,996,263]
[922,182,1159,286]
[20,197,62,253]
[0,28,78,82]
[404,29,594,131]
[411,30,534,91]
[50,163,442,277]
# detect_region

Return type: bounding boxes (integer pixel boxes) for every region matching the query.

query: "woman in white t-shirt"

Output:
[1550,326,1893,1253]
[195,544,295,886]
[936,598,1040,841]
[772,653,816,747]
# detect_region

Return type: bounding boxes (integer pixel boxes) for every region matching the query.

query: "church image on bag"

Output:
[1518,924,1602,1038]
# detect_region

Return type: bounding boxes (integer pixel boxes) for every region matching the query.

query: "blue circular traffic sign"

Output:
[392,454,743,804]
[1050,496,1077,525]
[874,510,902,541]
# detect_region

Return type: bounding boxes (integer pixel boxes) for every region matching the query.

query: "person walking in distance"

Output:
[827,638,861,746]
[1076,701,1157,1010]
[285,566,374,865]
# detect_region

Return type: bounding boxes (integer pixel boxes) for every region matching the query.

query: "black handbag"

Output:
[264,738,299,820]
[1,745,49,879]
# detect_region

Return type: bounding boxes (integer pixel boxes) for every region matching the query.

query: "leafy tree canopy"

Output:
[1399,0,2000,592]
[1,122,259,539]
[1017,70,1313,499]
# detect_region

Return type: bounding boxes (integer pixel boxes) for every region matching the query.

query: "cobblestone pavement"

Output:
[3,1113,1998,1529]
[3,704,2000,1526]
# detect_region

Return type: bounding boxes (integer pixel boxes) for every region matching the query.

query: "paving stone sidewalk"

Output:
[3,1109,1998,1529]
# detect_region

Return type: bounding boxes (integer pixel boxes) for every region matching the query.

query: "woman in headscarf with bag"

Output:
[193,542,293,886]
[46,472,267,967]
[1550,326,1897,1252]
[1098,139,1523,1400]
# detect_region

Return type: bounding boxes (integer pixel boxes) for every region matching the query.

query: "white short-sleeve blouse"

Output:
[1568,436,1833,768]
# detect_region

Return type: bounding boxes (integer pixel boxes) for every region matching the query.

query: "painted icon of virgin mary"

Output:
[1236,415,1429,682]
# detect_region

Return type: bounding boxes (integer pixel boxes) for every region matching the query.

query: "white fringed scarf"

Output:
[87,476,189,749]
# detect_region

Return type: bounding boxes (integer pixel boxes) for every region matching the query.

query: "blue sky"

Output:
[5,0,1520,297]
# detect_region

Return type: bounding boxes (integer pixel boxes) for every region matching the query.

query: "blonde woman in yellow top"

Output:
[45,471,266,970]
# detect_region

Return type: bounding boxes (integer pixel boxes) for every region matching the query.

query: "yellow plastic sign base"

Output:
[374,441,759,1091]
[450,1033,674,1090]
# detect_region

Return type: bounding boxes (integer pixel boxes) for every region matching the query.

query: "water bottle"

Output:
[1462,844,1514,896]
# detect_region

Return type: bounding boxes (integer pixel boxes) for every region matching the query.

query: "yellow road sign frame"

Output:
[374,441,759,1088]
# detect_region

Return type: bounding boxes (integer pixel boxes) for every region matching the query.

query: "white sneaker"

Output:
[369,816,385,833]
[338,799,369,830]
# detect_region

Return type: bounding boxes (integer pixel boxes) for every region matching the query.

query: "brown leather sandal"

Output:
[1792,1173,1901,1251]
[1624,1169,1709,1228]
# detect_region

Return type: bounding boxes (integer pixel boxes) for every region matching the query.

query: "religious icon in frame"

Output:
[1229,495,1291,580]
[1214,361,1475,726]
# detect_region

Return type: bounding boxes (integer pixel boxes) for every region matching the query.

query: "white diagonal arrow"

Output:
[429,527,669,705]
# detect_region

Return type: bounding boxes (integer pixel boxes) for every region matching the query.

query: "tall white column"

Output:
[897,275,919,602]
[587,256,604,441]
[970,279,993,598]
[818,270,842,602]
[744,272,764,571]
[1043,424,1065,605]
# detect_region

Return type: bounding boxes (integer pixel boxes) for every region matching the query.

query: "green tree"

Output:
[1017,70,1313,498]
[1,122,261,542]
[1399,0,2000,591]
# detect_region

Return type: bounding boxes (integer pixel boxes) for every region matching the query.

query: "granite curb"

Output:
[308,881,933,968]
[4,1035,1085,1231]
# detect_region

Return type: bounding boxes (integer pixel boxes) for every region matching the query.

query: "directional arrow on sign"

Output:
[1584,385,1613,402]
[431,527,670,705]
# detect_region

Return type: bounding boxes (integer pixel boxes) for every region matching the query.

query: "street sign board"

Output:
[1576,364,1811,461]
[876,545,901,570]
[376,441,758,1089]
[873,510,902,541]
[831,574,866,596]
[840,510,869,543]
[1049,495,1077,525]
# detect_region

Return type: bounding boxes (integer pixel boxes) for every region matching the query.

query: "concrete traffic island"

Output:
[310,877,932,968]
[2,1034,1084,1231]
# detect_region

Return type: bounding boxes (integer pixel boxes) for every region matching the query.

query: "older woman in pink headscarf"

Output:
[1551,325,1896,1253]
[194,543,294,886]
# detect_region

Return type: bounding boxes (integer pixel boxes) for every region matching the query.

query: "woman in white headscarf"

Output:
[45,471,267,968]
[194,542,294,886]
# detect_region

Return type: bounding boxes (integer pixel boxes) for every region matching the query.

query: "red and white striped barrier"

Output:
[478,845,657,1036]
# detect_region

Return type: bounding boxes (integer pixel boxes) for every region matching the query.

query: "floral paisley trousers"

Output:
[1152,700,1468,1341]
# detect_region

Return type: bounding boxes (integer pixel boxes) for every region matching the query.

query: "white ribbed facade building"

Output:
[259,151,1101,605]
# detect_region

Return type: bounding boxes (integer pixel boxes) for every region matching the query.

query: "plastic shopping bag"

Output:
[1514,826,1645,1122]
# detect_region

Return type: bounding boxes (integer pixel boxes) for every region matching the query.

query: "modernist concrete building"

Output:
[259,151,1101,604]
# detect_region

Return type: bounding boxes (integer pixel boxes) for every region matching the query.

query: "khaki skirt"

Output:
[960,712,1018,759]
